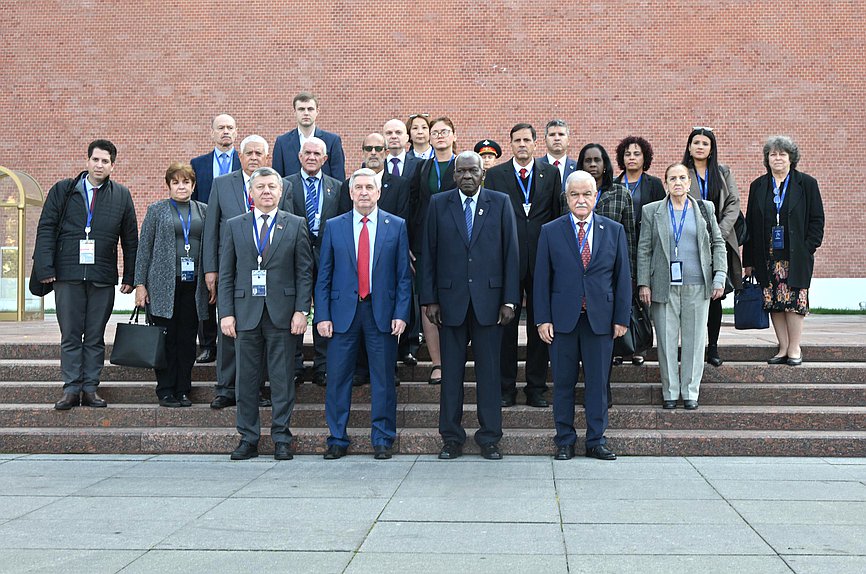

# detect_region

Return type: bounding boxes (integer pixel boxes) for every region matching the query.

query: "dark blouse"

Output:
[171,201,204,275]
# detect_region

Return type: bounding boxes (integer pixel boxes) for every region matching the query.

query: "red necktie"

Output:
[578,221,590,309]
[553,160,560,167]
[358,216,370,299]
[90,186,98,211]
[519,168,527,180]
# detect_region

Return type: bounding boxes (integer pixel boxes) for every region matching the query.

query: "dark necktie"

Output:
[305,177,318,235]
[358,216,370,299]
[390,157,400,178]
[259,214,270,260]
[554,160,560,167]
[578,221,590,309]
[464,197,473,241]
[89,185,99,211]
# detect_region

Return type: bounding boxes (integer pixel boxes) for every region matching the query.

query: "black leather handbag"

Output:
[110,307,168,369]
[734,276,770,330]
[613,297,654,357]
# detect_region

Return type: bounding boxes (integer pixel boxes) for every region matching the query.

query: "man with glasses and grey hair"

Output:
[540,119,578,193]
[219,167,313,460]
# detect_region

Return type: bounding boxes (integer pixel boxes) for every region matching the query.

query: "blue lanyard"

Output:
[170,199,192,252]
[772,173,790,223]
[569,215,592,263]
[433,155,454,190]
[623,173,642,197]
[515,166,532,204]
[252,212,277,264]
[696,169,708,200]
[668,199,689,258]
[83,178,97,234]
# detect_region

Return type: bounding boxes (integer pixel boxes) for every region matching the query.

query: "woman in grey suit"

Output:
[134,163,210,407]
[637,163,727,410]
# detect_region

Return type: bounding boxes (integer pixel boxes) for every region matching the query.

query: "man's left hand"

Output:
[613,324,628,338]
[498,305,515,326]
[119,283,134,294]
[291,312,308,335]
[391,319,407,336]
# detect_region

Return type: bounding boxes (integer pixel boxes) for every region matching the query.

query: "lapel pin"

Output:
[277,224,284,230]
[599,224,604,229]
[384,218,390,224]
[478,208,484,215]
[539,173,544,178]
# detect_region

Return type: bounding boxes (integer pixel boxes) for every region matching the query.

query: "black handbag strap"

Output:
[129,307,141,324]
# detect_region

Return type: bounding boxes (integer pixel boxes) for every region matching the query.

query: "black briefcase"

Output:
[613,297,654,357]
[110,307,168,369]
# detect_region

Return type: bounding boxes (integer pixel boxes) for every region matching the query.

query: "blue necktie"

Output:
[305,177,319,235]
[464,197,473,241]
[218,153,230,175]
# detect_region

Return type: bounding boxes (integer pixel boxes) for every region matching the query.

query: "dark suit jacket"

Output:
[338,172,409,221]
[395,153,422,182]
[277,172,345,266]
[540,155,578,192]
[314,209,412,333]
[613,171,666,241]
[743,170,824,289]
[408,157,456,254]
[190,149,241,204]
[534,214,631,336]
[594,183,638,280]
[218,209,313,331]
[420,188,519,327]
[272,127,346,181]
[203,170,250,274]
[484,158,561,279]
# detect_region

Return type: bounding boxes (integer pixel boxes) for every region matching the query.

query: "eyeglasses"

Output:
[430,129,452,138]
[362,145,386,152]
[692,126,714,132]
[408,113,430,120]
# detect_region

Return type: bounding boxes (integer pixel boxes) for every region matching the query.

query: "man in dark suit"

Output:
[219,167,313,460]
[539,119,578,193]
[485,123,561,409]
[315,168,412,460]
[203,134,268,408]
[383,118,421,182]
[278,136,344,386]
[190,113,242,364]
[272,92,346,181]
[421,151,519,461]
[534,170,631,461]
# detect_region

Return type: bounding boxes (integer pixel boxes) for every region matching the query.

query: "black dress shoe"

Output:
[438,441,463,460]
[313,372,327,387]
[663,400,677,409]
[273,442,293,460]
[259,397,272,407]
[767,355,788,365]
[526,395,549,408]
[54,392,80,410]
[683,400,699,410]
[787,356,803,366]
[210,395,236,409]
[81,391,107,408]
[706,345,723,367]
[501,395,517,408]
[196,349,216,363]
[176,393,193,407]
[352,373,370,386]
[612,356,624,366]
[554,444,575,460]
[631,355,645,366]
[230,440,258,460]
[159,396,183,408]
[428,365,442,385]
[402,353,418,367]
[480,443,502,460]
[585,444,617,460]
[293,372,305,385]
[323,445,347,460]
[373,445,393,460]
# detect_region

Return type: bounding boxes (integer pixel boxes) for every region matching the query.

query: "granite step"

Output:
[1,360,864,384]
[3,380,866,407]
[1,426,864,457]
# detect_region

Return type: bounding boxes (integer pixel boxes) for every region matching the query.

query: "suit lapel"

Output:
[342,213,358,272]
[321,177,339,218]
[782,171,802,214]
[655,200,672,261]
[586,217,603,271]
[292,175,305,216]
[232,172,247,214]
[261,212,288,267]
[469,191,491,248]
[448,190,471,247]
[560,216,583,269]
[528,159,547,216]
[372,211,389,271]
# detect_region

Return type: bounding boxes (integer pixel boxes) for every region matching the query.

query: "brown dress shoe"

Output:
[54,392,80,410]
[81,391,107,408]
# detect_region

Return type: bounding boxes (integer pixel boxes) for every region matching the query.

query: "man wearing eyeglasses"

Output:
[278,137,344,387]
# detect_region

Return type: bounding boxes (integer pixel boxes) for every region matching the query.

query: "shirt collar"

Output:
[304,170,322,181]
[354,207,378,223]
[571,212,593,226]
[459,188,480,206]
[547,153,566,165]
[215,147,234,158]
[387,150,406,163]
[254,206,278,219]
[512,158,533,173]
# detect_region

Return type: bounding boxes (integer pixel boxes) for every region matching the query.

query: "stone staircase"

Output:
[0,341,865,456]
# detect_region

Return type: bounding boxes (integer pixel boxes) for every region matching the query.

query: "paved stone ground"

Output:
[1,454,865,573]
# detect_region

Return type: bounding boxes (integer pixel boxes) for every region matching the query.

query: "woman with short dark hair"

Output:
[743,136,824,366]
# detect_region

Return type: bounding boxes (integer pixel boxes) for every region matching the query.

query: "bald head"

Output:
[211,114,237,152]
[383,118,409,156]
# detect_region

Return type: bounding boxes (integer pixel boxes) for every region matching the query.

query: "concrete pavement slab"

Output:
[562,523,775,555]
[345,553,569,573]
[690,461,858,481]
[567,555,793,573]
[380,494,560,523]
[754,524,866,555]
[359,522,566,555]
[233,476,404,499]
[75,476,256,498]
[0,496,61,519]
[0,518,189,550]
[22,496,221,523]
[708,479,866,500]
[553,459,699,480]
[0,549,145,574]
[120,550,353,574]
[408,458,553,480]
[392,476,554,499]
[559,499,745,525]
[783,556,866,573]
[732,500,866,525]
[556,478,721,500]
[0,474,107,497]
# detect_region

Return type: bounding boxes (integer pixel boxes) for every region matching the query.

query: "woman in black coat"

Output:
[743,136,824,366]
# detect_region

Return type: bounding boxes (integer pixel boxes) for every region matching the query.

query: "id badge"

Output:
[772,225,785,249]
[523,203,531,216]
[79,239,95,265]
[251,269,267,297]
[180,257,195,282]
[670,261,684,285]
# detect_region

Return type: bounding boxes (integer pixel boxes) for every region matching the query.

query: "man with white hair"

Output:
[203,134,270,408]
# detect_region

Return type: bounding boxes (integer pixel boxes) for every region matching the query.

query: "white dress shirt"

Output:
[547,153,567,182]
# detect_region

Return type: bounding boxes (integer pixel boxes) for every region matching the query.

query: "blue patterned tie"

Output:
[218,153,230,175]
[464,197,473,241]
[305,177,319,235]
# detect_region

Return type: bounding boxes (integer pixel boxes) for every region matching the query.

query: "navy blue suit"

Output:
[315,209,412,448]
[190,149,241,204]
[272,127,346,181]
[534,214,631,448]
[421,188,519,447]
[540,155,578,193]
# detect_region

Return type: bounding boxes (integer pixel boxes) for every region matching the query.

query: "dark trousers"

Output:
[326,300,398,448]
[439,303,503,447]
[501,271,549,399]
[398,287,421,358]
[197,302,217,352]
[54,280,115,393]
[214,319,236,397]
[150,279,198,399]
[235,307,297,445]
[551,313,611,448]
[707,297,723,347]
[295,265,327,375]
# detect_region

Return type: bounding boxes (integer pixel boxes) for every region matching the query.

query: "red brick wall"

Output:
[3,1,863,278]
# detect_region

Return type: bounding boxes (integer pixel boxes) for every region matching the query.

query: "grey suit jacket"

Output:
[134,199,209,320]
[203,170,250,274]
[636,196,727,303]
[218,209,313,332]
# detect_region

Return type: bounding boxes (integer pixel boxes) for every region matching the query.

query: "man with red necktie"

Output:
[539,119,578,194]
